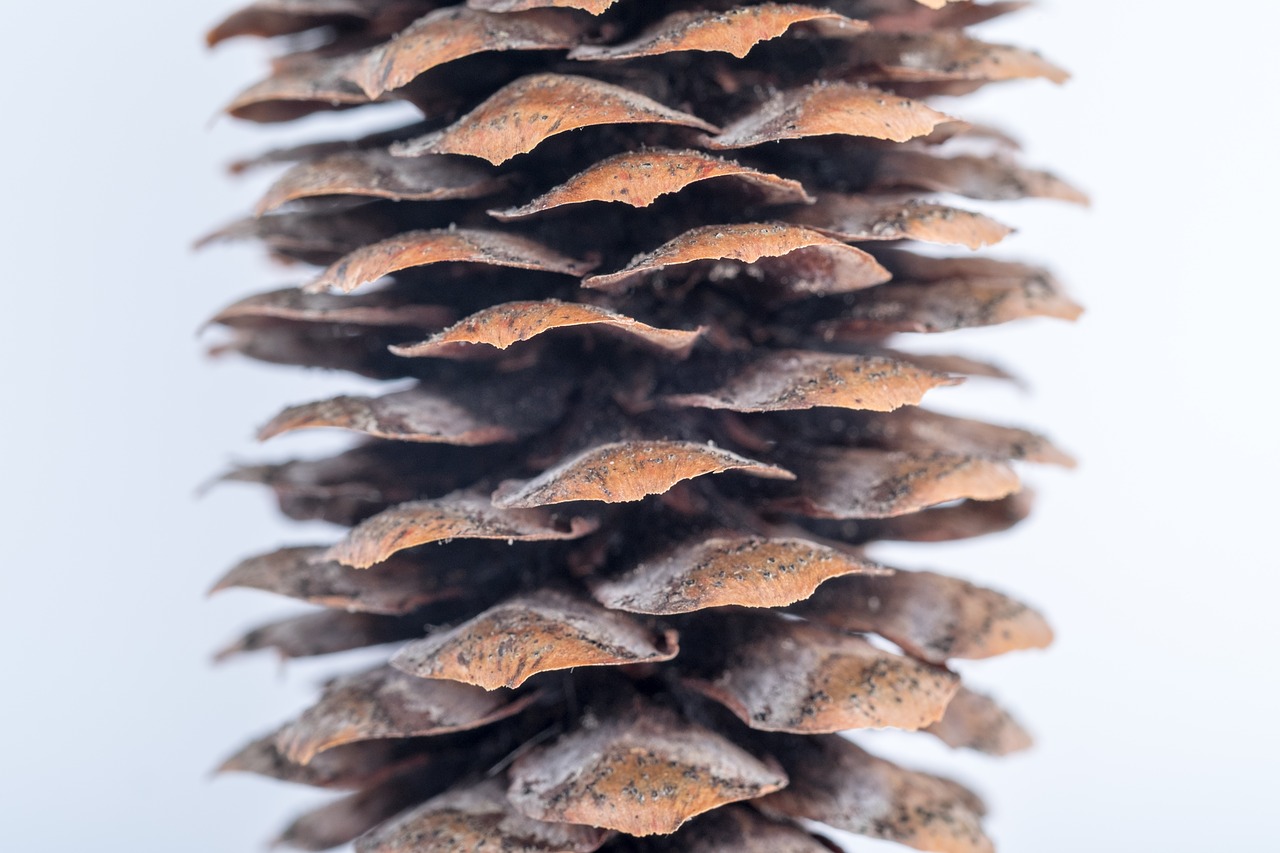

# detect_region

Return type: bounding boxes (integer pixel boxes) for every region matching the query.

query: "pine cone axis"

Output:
[203,1,1081,850]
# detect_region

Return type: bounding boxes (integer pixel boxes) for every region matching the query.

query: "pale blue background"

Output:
[2,2,1276,850]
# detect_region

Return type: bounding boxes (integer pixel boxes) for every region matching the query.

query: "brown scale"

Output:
[202,0,1080,850]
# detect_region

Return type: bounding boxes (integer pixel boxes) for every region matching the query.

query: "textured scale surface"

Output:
[203,0,1077,850]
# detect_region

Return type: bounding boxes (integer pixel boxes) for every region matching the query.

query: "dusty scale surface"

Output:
[201,1,1082,850]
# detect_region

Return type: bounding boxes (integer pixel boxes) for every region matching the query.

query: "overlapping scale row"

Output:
[203,0,1077,849]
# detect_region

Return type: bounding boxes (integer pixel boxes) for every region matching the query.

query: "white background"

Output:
[2,2,1276,850]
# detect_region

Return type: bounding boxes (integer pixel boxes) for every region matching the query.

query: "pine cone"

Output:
[203,1,1082,850]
